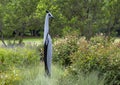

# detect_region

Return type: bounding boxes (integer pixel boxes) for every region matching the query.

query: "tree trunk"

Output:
[0,31,7,47]
[18,23,26,44]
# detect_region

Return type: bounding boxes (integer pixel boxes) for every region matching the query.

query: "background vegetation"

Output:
[0,34,120,85]
[0,0,120,46]
[53,34,120,85]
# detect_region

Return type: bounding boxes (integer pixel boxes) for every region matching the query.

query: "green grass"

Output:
[23,38,42,46]
[19,64,63,85]
[0,37,42,46]
[23,37,42,42]
[17,64,105,85]
[60,72,105,85]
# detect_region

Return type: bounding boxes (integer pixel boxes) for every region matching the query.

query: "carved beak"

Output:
[51,15,54,19]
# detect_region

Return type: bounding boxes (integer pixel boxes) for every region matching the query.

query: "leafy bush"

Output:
[0,46,40,85]
[68,36,120,85]
[0,67,21,85]
[0,47,40,68]
[53,34,78,66]
[53,34,120,85]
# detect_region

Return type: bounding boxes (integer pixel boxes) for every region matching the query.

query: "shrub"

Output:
[53,35,78,66]
[0,46,40,85]
[52,35,120,85]
[68,36,120,85]
[0,47,40,69]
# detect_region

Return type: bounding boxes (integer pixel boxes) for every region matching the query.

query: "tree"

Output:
[101,0,120,37]
[0,2,8,46]
[0,0,120,44]
[2,0,40,45]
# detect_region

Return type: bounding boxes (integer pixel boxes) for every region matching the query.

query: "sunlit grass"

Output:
[60,72,105,85]
[19,64,63,85]
[114,37,120,43]
[18,64,105,85]
[23,37,42,42]
[0,37,42,46]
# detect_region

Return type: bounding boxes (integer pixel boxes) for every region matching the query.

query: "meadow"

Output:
[0,35,120,85]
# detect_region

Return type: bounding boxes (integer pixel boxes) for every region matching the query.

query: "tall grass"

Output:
[18,64,105,85]
[19,64,63,85]
[60,72,105,85]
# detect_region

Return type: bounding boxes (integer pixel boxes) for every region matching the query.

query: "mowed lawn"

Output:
[0,37,43,46]
[23,37,42,45]
[0,37,120,46]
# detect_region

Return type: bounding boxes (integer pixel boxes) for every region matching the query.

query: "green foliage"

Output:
[53,34,78,66]
[1,0,120,41]
[0,67,21,85]
[1,63,105,85]
[1,36,120,85]
[0,47,40,85]
[67,36,120,85]
[53,34,120,85]
[0,47,39,68]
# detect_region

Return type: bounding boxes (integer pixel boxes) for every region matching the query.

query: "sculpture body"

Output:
[43,11,53,76]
